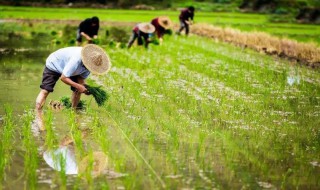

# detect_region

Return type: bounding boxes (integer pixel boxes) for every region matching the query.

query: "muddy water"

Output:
[0,47,100,188]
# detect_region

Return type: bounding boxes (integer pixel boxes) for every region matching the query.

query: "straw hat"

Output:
[81,44,111,75]
[158,16,172,29]
[138,22,155,33]
[78,151,108,178]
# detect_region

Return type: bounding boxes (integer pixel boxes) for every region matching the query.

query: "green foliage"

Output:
[50,30,57,36]
[60,96,72,108]
[85,85,109,107]
[164,29,173,35]
[0,105,15,182]
[60,96,86,109]
[92,38,100,45]
[108,27,129,43]
[62,24,77,44]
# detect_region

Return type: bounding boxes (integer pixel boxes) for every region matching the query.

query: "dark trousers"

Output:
[178,20,189,35]
[127,31,149,48]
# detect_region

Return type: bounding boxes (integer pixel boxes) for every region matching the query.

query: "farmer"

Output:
[176,6,195,36]
[35,44,111,130]
[127,22,155,49]
[150,16,172,45]
[76,16,100,46]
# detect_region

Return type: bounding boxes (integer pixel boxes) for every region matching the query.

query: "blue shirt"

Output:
[46,47,90,79]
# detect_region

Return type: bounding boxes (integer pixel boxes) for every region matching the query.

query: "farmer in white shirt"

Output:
[35,44,111,130]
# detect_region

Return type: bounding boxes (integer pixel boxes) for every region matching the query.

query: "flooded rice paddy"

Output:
[0,22,320,189]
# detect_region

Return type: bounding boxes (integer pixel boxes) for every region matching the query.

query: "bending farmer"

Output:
[127,23,155,49]
[76,16,100,46]
[35,44,111,130]
[150,16,172,45]
[177,6,195,36]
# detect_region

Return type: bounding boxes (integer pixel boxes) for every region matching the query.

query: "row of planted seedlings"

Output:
[0,106,16,189]
[102,34,320,188]
[103,38,236,188]
[176,35,320,188]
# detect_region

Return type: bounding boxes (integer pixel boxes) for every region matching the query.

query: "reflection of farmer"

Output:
[150,16,172,45]
[176,6,195,36]
[43,131,108,177]
[35,44,111,130]
[127,23,155,49]
[76,16,100,46]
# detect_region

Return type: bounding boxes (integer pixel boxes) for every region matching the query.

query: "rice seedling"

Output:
[0,105,15,185]
[44,110,58,150]
[22,110,38,190]
[60,96,86,109]
[90,114,109,153]
[85,84,109,107]
[57,153,67,189]
[68,110,85,159]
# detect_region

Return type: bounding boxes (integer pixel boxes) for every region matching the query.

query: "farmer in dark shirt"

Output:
[127,23,155,49]
[76,16,100,46]
[151,16,172,45]
[177,6,195,36]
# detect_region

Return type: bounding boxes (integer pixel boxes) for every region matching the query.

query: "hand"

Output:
[83,84,91,95]
[77,84,88,94]
[87,36,92,42]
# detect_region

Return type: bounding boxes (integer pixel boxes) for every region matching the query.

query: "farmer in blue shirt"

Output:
[35,44,111,130]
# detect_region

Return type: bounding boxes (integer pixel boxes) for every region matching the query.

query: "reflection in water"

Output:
[38,129,126,179]
[43,145,78,175]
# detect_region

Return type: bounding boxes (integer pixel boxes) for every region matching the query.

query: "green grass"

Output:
[1,6,320,44]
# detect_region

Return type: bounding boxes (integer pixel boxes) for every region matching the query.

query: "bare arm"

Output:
[80,32,92,41]
[60,74,87,93]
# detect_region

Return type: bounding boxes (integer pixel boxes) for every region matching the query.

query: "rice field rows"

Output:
[0,29,320,189]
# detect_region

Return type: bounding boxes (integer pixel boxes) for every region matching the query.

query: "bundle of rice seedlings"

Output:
[60,96,86,109]
[85,85,109,107]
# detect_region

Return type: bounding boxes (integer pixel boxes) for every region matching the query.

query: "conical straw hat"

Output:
[78,151,108,178]
[81,44,111,75]
[158,16,172,29]
[138,22,155,33]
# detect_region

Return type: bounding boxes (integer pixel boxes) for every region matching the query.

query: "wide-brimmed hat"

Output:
[138,22,155,33]
[81,44,111,75]
[158,16,172,29]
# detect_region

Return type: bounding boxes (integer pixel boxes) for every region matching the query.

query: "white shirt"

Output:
[46,47,90,79]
